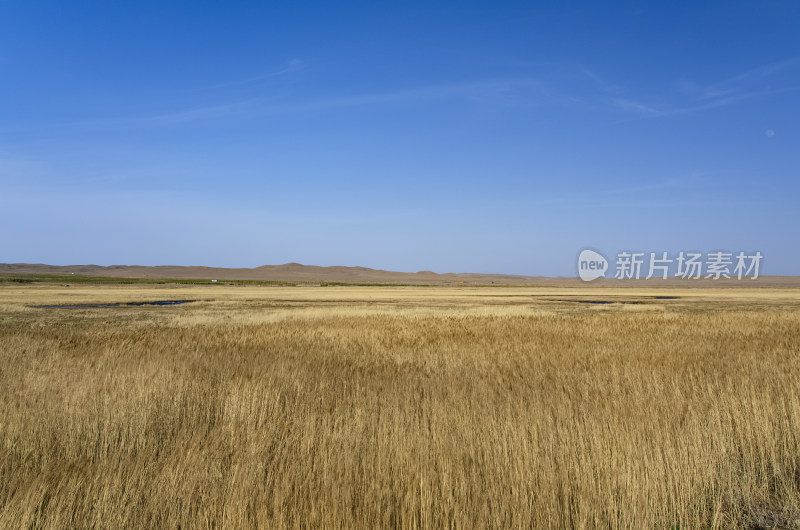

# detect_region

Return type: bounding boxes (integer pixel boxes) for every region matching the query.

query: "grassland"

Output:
[0,272,365,287]
[1,284,799,528]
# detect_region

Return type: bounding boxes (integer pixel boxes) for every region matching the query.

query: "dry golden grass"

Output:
[1,285,799,528]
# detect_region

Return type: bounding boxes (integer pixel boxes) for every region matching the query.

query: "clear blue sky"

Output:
[1,1,797,275]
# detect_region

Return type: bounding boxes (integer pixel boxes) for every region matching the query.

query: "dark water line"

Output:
[33,300,195,309]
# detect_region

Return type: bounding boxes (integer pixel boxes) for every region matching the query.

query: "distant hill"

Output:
[1,263,797,287]
[0,262,538,285]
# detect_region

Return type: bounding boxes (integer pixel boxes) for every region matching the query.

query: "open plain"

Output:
[1,283,799,528]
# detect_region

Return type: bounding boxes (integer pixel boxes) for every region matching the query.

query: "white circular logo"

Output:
[578,249,608,281]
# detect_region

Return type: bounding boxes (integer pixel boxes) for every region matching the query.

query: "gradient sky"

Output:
[1,1,798,276]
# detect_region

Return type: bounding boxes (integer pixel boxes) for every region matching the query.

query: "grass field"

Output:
[1,284,799,528]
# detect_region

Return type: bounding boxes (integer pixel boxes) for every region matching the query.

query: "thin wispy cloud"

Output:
[612,57,799,118]
[181,59,306,94]
[523,175,697,207]
[614,90,762,117]
[0,78,547,133]
[127,100,257,126]
[0,100,260,132]
[721,57,799,85]
[268,78,546,113]
[0,60,306,133]
[575,65,624,94]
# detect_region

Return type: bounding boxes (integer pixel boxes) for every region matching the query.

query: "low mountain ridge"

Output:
[0,262,534,285]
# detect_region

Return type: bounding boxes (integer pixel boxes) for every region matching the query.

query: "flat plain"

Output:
[1,283,799,528]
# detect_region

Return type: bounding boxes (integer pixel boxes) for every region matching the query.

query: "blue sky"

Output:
[1,1,798,275]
